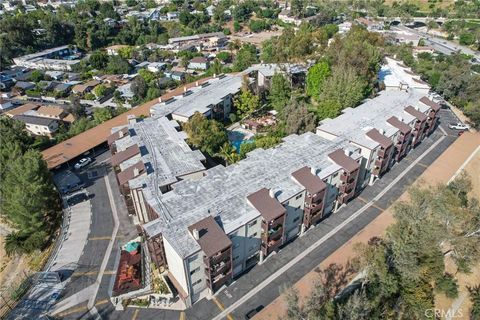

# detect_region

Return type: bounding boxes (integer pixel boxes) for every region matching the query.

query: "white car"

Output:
[448,123,470,130]
[74,157,92,170]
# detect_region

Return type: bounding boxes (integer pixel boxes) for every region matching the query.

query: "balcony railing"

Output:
[210,260,231,277]
[377,148,387,158]
[268,226,283,241]
[205,249,231,266]
[372,167,381,176]
[340,182,355,194]
[375,158,385,168]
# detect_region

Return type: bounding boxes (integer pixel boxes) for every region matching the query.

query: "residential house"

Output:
[188,57,209,71]
[105,45,130,56]
[72,80,101,95]
[12,81,35,95]
[12,114,59,138]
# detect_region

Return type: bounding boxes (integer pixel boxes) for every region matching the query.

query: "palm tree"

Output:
[216,143,240,165]
[4,232,26,257]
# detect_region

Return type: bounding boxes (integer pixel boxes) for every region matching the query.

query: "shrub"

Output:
[435,273,459,299]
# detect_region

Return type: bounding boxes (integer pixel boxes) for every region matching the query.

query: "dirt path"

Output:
[254,132,480,320]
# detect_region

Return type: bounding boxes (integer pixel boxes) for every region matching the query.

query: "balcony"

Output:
[267,225,283,241]
[415,121,423,130]
[210,260,231,277]
[340,172,354,183]
[210,271,231,291]
[377,148,387,158]
[372,166,381,176]
[374,158,385,168]
[267,216,284,229]
[205,249,231,266]
[340,182,355,194]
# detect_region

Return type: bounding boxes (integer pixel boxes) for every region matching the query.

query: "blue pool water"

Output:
[231,139,254,152]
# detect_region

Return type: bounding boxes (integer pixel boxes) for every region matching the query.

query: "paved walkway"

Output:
[254,131,480,320]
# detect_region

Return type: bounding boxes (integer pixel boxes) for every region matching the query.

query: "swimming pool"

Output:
[228,130,255,152]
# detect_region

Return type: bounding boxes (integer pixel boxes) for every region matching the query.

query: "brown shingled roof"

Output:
[419,96,440,112]
[41,76,214,169]
[247,188,286,222]
[404,105,427,122]
[366,128,393,149]
[37,105,65,117]
[107,127,129,146]
[5,103,39,117]
[291,166,326,194]
[111,144,140,166]
[387,116,411,135]
[117,161,146,185]
[188,216,231,257]
[328,149,360,173]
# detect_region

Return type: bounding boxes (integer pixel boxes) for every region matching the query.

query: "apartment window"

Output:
[233,243,240,249]
[233,255,240,261]
[293,216,300,223]
[295,194,302,200]
[250,232,257,238]
[192,279,202,286]
[190,267,199,275]
[249,246,256,252]
[332,172,338,178]
[248,220,257,228]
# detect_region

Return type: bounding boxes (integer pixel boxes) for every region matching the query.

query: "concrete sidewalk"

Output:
[254,132,480,320]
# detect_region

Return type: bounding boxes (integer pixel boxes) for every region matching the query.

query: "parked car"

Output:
[59,181,85,194]
[245,305,264,319]
[74,157,92,170]
[66,192,88,206]
[448,123,470,130]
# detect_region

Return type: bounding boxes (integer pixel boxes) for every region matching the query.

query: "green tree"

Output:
[315,66,366,119]
[93,84,107,98]
[89,50,109,70]
[283,101,317,135]
[306,60,331,100]
[234,88,260,117]
[1,150,60,252]
[28,70,44,83]
[216,52,232,63]
[183,112,228,156]
[106,56,132,74]
[131,75,147,99]
[146,87,161,101]
[268,73,291,113]
[459,32,475,46]
[239,142,256,159]
[93,108,114,124]
[469,285,480,320]
[232,44,258,71]
[435,273,459,299]
[216,143,240,165]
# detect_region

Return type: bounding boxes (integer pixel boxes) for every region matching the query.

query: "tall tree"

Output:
[315,66,366,119]
[306,60,331,100]
[269,73,291,113]
[183,112,228,156]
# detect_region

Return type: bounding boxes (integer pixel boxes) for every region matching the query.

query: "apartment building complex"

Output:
[317,90,440,187]
[13,45,82,71]
[108,59,441,308]
[150,74,243,123]
[141,133,362,306]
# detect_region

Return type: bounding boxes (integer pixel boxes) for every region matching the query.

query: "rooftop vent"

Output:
[192,228,199,240]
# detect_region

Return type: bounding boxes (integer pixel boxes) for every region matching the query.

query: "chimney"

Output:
[133,167,139,176]
[158,97,162,103]
[192,228,199,240]
[118,130,124,138]
[269,189,275,198]
[379,128,385,135]
[213,73,217,78]
[127,114,136,125]
[195,81,199,86]
[310,167,317,175]
[344,149,351,156]
[183,86,187,93]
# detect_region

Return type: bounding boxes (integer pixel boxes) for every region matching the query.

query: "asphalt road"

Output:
[59,109,459,320]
